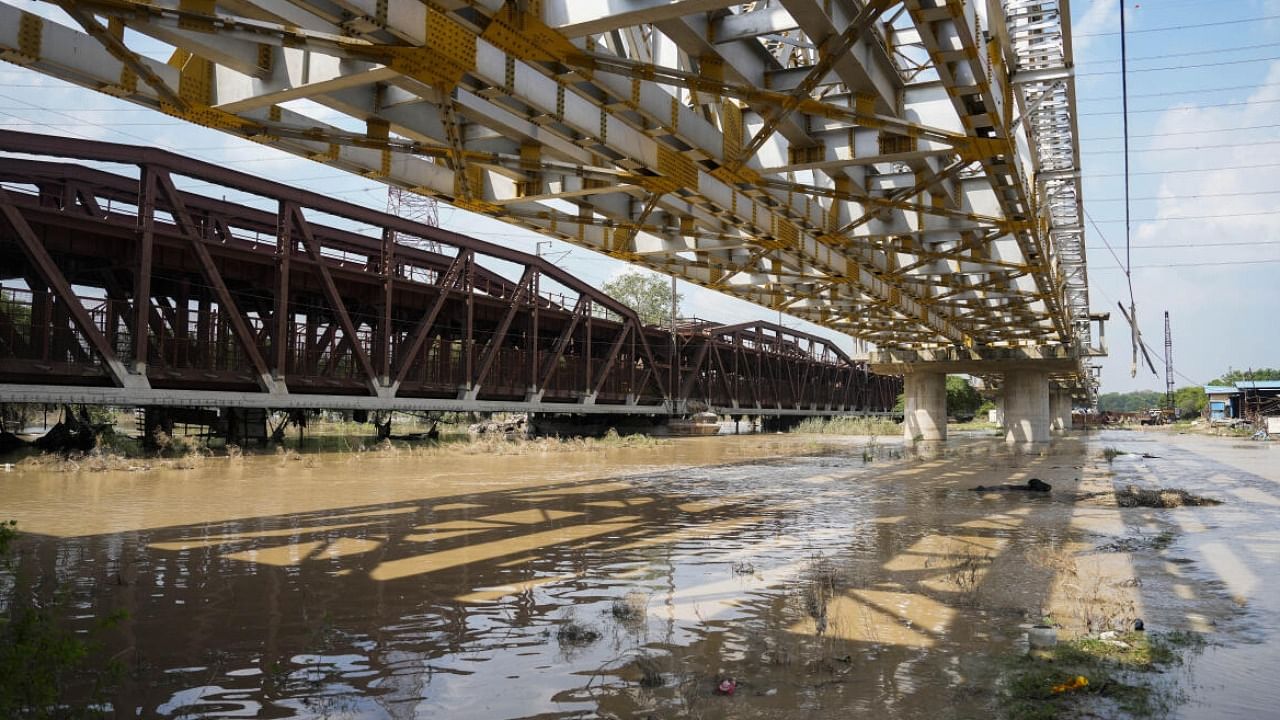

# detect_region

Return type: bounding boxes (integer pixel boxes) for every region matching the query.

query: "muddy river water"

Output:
[1,429,1277,719]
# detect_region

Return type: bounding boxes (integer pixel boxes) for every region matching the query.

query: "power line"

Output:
[1080,81,1280,102]
[1078,40,1280,66]
[1082,138,1280,154]
[1078,54,1280,76]
[1089,209,1276,222]
[1083,123,1280,142]
[1076,13,1280,36]
[1093,258,1280,269]
[1087,188,1280,202]
[1085,208,1128,277]
[1086,240,1280,250]
[1085,161,1280,178]
[1079,97,1280,117]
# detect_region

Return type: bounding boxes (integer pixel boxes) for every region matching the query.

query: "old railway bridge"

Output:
[0,132,900,420]
[0,0,1105,441]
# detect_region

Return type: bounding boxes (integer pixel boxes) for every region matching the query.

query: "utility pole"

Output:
[1164,311,1174,414]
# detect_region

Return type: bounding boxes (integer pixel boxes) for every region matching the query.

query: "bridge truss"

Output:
[0,131,901,414]
[0,0,1090,356]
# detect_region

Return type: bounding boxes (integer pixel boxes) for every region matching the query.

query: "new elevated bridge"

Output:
[0,0,1103,441]
[0,131,900,417]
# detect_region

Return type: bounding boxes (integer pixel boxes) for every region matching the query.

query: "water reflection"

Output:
[0,432,1267,718]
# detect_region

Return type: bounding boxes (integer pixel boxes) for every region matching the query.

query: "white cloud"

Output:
[1091,61,1280,391]
[1072,0,1120,55]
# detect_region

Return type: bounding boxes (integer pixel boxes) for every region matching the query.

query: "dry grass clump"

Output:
[1115,485,1222,508]
[634,654,666,688]
[789,555,840,635]
[792,416,899,436]
[357,430,670,458]
[925,543,991,605]
[610,591,650,625]
[556,610,600,646]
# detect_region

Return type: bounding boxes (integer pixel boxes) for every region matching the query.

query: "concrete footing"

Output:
[904,372,947,443]
[1004,370,1051,443]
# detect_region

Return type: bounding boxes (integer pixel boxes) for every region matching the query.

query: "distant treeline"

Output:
[1098,368,1280,417]
[1097,390,1167,413]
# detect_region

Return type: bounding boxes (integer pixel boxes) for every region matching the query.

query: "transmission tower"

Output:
[386,186,441,254]
[1163,311,1174,413]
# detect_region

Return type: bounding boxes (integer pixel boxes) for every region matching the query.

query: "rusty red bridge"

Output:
[0,131,900,417]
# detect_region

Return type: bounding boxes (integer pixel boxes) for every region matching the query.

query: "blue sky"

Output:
[0,0,1276,393]
[1072,0,1280,390]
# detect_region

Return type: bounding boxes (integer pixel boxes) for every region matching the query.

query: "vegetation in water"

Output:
[790,416,899,436]
[1000,631,1205,720]
[1102,446,1127,463]
[0,521,126,719]
[1114,485,1222,508]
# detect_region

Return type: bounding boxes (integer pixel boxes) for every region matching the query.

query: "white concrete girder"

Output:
[0,0,1093,363]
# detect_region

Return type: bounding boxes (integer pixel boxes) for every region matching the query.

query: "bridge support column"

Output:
[1050,390,1073,431]
[903,371,946,443]
[1004,370,1051,444]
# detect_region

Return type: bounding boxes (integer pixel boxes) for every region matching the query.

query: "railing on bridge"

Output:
[0,131,901,415]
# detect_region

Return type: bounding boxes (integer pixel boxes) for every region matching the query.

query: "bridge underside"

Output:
[0,0,1092,370]
[0,132,901,416]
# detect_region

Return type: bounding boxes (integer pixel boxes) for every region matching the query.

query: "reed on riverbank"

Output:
[790,416,899,436]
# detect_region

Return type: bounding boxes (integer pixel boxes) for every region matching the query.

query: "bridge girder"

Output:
[0,0,1090,375]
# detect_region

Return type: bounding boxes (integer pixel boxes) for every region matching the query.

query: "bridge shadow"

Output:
[10,439,1093,717]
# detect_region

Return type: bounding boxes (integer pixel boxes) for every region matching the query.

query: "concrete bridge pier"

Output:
[903,371,947,443]
[1049,389,1074,432]
[1003,370,1051,444]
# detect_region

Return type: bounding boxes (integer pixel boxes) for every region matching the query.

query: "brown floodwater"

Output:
[0,429,1274,718]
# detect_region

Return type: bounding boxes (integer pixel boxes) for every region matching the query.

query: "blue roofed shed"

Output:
[1204,381,1280,421]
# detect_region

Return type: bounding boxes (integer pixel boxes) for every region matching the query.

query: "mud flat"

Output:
[0,430,1271,718]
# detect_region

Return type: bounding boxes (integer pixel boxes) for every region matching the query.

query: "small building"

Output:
[1203,380,1280,422]
[1204,385,1238,421]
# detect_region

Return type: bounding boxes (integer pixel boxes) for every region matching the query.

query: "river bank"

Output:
[0,429,1271,718]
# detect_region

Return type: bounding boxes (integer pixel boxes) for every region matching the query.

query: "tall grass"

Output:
[791,416,899,436]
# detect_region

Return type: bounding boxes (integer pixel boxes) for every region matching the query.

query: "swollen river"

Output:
[1,430,1276,718]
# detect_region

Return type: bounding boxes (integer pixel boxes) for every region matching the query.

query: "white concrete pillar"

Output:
[994,396,1006,427]
[1048,390,1074,431]
[904,371,947,442]
[1004,370,1051,443]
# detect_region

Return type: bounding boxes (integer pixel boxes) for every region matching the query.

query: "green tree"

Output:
[946,376,983,420]
[601,271,682,327]
[0,289,32,327]
[1210,367,1280,385]
[1173,386,1207,419]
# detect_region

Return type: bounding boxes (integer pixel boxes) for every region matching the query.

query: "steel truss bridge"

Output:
[0,0,1093,385]
[0,131,901,415]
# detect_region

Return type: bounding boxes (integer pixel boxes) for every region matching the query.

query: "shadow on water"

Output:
[1095,431,1280,720]
[6,437,1101,718]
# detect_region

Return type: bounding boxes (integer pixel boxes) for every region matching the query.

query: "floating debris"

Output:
[972,478,1052,492]
[1051,675,1089,694]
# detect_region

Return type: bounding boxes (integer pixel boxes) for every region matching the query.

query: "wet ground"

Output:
[0,429,1274,718]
